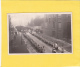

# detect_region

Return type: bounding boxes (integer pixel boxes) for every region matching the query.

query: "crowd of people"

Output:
[30,30,64,53]
[52,43,64,53]
[10,27,64,53]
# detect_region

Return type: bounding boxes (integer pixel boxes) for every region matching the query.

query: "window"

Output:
[52,31,55,36]
[58,22,61,29]
[53,22,55,28]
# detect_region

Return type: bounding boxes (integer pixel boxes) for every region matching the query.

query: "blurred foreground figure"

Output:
[54,42,58,50]
[52,47,56,53]
[52,42,59,53]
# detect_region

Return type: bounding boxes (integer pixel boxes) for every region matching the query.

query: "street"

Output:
[26,33,52,53]
[9,13,72,53]
[9,30,70,53]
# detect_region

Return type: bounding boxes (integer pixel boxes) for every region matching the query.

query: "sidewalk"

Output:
[9,33,29,53]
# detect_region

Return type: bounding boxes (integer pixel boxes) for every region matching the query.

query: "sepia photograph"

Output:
[8,13,72,54]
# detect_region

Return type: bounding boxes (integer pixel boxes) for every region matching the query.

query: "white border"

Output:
[7,12,73,55]
[7,14,9,55]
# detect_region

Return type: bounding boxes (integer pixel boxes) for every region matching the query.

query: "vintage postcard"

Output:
[1,1,80,67]
[8,13,72,54]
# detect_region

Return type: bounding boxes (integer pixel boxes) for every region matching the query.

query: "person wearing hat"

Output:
[52,43,56,53]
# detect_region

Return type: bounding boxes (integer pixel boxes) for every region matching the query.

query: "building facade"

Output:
[42,14,71,43]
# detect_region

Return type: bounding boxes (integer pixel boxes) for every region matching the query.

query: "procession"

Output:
[9,13,72,53]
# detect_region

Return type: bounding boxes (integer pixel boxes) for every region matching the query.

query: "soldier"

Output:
[37,45,40,52]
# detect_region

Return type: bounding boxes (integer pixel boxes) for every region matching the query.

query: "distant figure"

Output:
[42,46,45,53]
[14,31,17,40]
[15,31,17,36]
[61,45,64,53]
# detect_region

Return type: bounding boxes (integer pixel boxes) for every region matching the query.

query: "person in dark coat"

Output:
[52,47,56,53]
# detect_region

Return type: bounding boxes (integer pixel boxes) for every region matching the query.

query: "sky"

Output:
[8,12,72,27]
[8,13,45,26]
